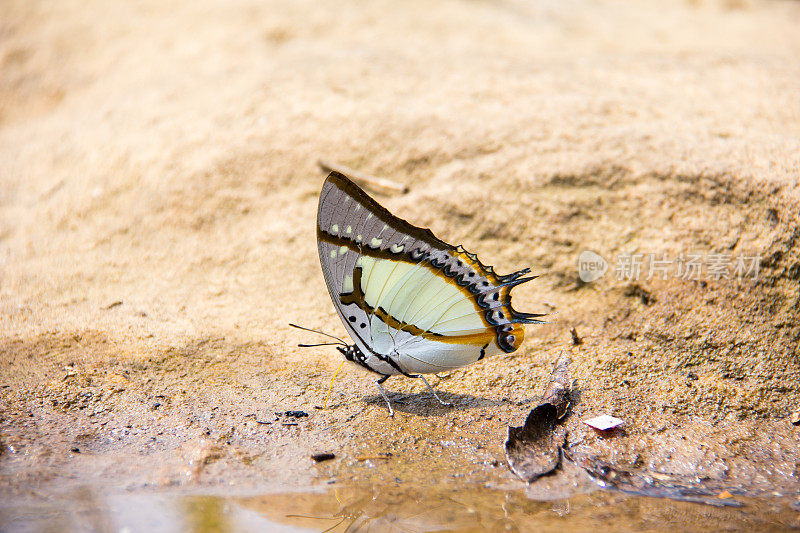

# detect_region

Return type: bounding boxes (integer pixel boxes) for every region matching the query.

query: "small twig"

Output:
[570,327,582,346]
[39,179,65,201]
[355,454,393,461]
[318,159,409,194]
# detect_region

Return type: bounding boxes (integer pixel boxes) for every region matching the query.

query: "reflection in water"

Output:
[237,484,800,533]
[0,486,115,533]
[240,485,527,532]
[183,496,230,533]
[1,483,798,532]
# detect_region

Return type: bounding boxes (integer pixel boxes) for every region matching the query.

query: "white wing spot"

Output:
[370,238,383,248]
[339,246,348,255]
[345,226,352,234]
[329,250,337,258]
[390,243,404,253]
[331,224,339,233]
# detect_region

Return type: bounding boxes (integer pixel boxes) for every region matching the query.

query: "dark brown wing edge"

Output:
[324,170,454,251]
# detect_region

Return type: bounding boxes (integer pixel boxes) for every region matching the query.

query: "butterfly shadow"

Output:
[362,390,508,417]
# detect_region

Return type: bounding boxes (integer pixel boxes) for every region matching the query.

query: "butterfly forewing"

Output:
[317,171,540,376]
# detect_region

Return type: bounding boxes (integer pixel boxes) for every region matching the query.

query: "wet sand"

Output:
[2,0,800,527]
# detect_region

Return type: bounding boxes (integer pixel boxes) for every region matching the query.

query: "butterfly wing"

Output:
[317,171,543,375]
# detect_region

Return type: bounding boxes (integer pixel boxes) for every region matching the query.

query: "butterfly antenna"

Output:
[289,323,347,346]
[324,360,346,410]
[298,342,345,348]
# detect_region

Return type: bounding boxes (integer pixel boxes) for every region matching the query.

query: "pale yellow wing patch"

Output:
[355,257,488,337]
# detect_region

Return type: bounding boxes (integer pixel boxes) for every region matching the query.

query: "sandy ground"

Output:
[2,0,800,515]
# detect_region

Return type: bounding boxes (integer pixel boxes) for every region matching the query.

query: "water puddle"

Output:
[2,483,798,532]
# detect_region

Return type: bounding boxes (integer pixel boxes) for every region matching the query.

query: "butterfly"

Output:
[313,171,544,415]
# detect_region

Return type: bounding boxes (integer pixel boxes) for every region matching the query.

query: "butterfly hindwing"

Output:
[317,171,541,376]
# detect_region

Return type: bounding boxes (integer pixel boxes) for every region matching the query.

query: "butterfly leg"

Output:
[419,375,453,407]
[373,376,395,417]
